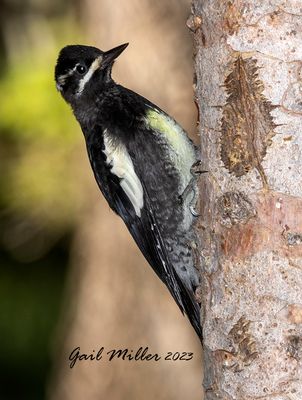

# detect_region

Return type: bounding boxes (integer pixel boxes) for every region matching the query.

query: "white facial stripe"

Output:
[77,56,102,95]
[103,131,144,217]
[57,70,74,85]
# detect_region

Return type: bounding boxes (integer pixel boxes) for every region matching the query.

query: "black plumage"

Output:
[55,43,202,340]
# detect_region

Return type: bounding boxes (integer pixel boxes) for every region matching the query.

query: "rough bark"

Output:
[190,0,302,398]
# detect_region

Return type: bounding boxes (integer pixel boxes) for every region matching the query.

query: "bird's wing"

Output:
[85,126,202,340]
[86,129,184,306]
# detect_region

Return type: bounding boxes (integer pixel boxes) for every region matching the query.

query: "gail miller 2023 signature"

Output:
[69,346,194,368]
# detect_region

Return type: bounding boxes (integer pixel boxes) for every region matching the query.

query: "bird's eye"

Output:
[75,64,87,74]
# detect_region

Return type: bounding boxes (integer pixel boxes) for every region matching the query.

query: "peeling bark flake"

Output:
[223,1,242,35]
[187,14,202,33]
[217,191,256,227]
[277,303,302,327]
[287,335,302,361]
[216,316,259,372]
[229,317,258,367]
[220,56,276,186]
[286,232,302,246]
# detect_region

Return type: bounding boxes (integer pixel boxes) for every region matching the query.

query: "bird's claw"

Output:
[179,161,206,216]
[190,205,200,217]
[190,160,208,176]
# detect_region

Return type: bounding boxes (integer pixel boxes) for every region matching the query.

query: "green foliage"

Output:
[0,241,68,399]
[0,49,87,237]
[0,13,86,400]
[0,55,74,141]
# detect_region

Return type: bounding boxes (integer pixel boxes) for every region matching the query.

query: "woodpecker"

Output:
[55,43,202,340]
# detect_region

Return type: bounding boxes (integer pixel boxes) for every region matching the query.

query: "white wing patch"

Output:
[103,131,144,217]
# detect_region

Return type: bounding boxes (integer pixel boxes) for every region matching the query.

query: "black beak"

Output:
[102,43,129,67]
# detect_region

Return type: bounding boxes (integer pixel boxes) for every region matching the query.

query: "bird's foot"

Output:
[190,160,208,177]
[178,160,207,217]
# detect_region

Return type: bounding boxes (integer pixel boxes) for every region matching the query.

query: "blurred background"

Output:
[0,0,202,399]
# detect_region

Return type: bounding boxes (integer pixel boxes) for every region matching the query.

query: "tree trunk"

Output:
[190,0,302,398]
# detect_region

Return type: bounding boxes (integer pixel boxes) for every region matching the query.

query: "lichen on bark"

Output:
[221,56,276,185]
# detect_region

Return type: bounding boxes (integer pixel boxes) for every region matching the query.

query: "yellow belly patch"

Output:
[146,108,196,191]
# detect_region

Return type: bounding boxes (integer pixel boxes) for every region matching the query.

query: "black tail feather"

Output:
[174,273,203,342]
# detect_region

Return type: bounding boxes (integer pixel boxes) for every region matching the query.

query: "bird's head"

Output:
[55,43,128,103]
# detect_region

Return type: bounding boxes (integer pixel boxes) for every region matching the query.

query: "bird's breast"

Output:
[143,108,198,232]
[145,108,196,193]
